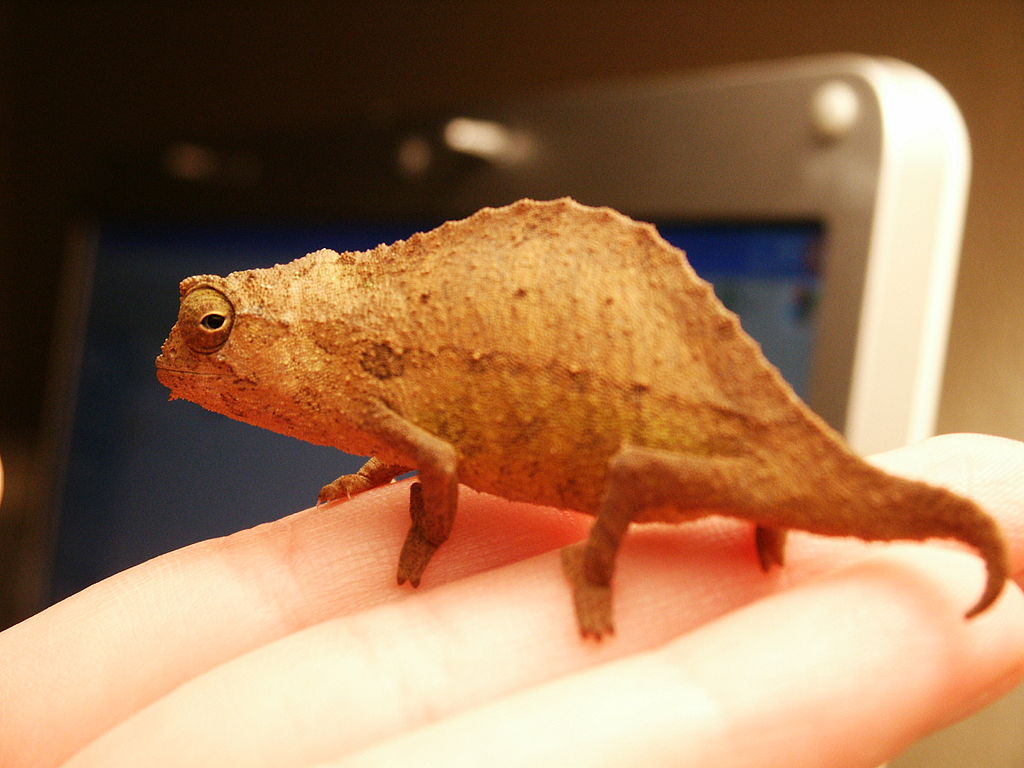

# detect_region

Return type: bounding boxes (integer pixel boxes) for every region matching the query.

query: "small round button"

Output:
[811,80,860,142]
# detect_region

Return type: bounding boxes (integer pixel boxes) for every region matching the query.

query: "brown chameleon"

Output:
[156,197,1008,638]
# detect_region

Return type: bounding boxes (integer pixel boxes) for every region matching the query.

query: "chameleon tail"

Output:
[800,456,1010,618]
[899,476,1009,618]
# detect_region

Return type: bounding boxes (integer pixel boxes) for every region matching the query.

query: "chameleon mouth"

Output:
[155,348,229,377]
[155,365,227,377]
[155,363,229,397]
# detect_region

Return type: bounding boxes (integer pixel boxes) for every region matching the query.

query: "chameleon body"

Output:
[156,198,1008,637]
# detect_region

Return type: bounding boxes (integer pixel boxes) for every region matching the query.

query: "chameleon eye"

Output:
[200,312,227,330]
[179,286,235,353]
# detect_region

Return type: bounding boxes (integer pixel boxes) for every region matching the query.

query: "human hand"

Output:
[2,433,1022,767]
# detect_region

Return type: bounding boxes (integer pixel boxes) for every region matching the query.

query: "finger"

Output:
[13,433,1024,767]
[58,435,1024,768]
[331,546,1024,768]
[58,520,773,768]
[0,484,587,768]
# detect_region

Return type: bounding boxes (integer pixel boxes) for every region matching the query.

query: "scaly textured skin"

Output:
[156,198,1009,638]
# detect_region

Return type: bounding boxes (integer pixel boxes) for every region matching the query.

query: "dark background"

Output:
[1,3,1023,762]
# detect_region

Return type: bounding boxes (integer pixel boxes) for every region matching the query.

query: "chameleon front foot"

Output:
[561,542,614,639]
[317,475,369,505]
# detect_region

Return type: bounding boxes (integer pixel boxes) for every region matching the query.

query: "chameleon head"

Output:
[156,267,362,444]
[156,277,241,408]
[155,273,297,427]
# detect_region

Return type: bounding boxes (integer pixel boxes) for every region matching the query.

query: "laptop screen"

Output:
[49,217,822,602]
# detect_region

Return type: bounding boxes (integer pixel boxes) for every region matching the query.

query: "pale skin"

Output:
[2,434,1023,767]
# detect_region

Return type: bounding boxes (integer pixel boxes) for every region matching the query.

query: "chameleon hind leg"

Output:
[562,445,763,639]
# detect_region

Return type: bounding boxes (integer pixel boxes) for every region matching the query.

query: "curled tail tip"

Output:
[965,588,1001,619]
[965,575,1007,619]
[964,538,1010,619]
[878,472,1010,620]
[948,496,1011,619]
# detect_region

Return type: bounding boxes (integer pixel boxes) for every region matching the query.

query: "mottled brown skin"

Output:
[156,198,1009,638]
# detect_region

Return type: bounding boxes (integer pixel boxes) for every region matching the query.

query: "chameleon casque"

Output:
[156,197,1008,638]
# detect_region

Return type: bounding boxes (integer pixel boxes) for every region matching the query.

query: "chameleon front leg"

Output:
[318,456,410,505]
[400,480,441,586]
[356,401,459,588]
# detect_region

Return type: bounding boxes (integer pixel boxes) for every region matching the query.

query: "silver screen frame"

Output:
[434,53,969,454]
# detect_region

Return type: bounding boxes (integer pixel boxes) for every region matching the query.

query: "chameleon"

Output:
[156,197,1008,638]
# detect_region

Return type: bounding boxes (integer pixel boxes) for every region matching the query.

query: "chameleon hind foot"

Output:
[754,525,788,571]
